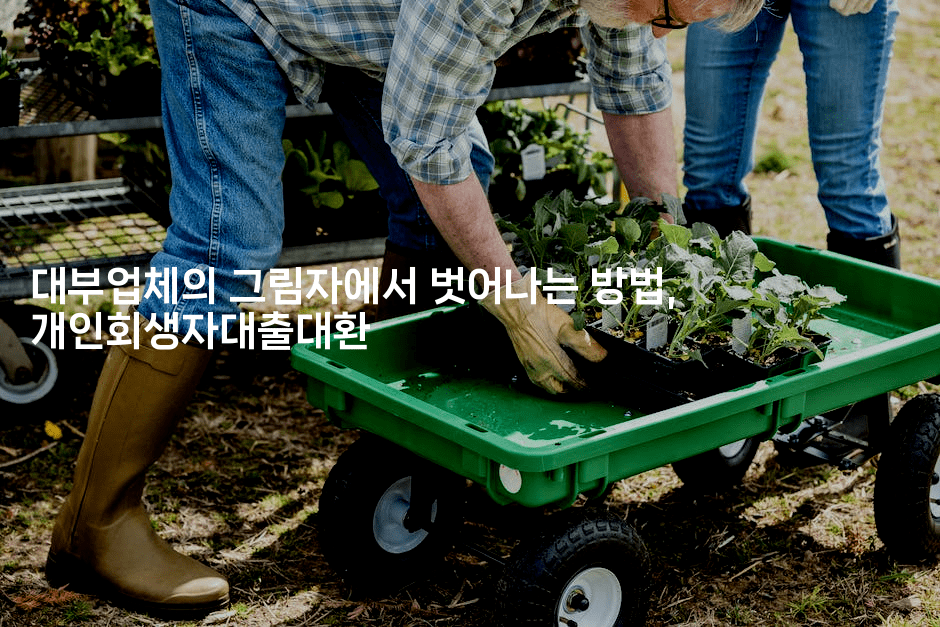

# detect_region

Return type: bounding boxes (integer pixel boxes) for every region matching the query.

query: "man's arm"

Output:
[411,176,521,287]
[412,176,606,394]
[602,107,678,201]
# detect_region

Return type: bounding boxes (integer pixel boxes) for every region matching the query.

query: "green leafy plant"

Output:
[16,0,157,71]
[497,190,844,367]
[0,36,20,81]
[282,134,379,210]
[479,101,614,212]
[54,0,156,76]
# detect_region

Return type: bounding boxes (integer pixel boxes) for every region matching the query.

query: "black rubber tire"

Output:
[874,393,940,563]
[494,509,651,627]
[0,304,81,425]
[318,435,465,596]
[671,437,761,493]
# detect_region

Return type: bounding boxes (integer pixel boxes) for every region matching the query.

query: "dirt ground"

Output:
[2,1,940,626]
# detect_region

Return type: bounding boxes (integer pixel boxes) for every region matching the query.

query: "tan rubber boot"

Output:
[46,310,229,617]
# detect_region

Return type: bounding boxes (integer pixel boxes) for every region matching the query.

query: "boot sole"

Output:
[46,551,230,619]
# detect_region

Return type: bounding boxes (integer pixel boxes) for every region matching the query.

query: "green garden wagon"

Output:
[291,237,940,627]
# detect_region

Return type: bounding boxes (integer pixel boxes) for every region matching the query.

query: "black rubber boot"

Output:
[681,196,752,238]
[826,214,901,270]
[777,216,901,468]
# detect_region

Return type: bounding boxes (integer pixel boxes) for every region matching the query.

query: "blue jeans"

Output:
[145,0,494,338]
[682,0,899,239]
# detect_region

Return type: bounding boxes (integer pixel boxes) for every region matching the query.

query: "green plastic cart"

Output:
[290,237,940,627]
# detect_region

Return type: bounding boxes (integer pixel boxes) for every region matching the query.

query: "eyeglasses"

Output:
[650,0,689,29]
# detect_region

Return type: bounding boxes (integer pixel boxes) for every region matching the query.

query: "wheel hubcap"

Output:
[718,438,748,458]
[0,338,57,405]
[930,461,940,519]
[373,476,436,554]
[557,567,622,627]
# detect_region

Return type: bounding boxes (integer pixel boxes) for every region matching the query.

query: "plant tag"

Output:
[731,317,752,355]
[600,306,621,331]
[520,144,546,181]
[645,313,669,350]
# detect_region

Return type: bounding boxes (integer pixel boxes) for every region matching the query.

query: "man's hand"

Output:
[829,0,877,15]
[481,275,607,394]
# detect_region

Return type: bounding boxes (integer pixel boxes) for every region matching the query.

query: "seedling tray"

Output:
[582,327,832,403]
[291,238,940,508]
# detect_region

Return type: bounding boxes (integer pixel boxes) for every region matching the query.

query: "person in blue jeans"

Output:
[682,0,900,266]
[681,0,900,465]
[45,0,766,617]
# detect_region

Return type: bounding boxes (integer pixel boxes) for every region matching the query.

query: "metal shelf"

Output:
[0,179,385,301]
[1,62,589,139]
[0,66,589,301]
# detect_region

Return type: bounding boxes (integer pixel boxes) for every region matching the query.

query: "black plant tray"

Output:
[1,77,23,127]
[450,305,693,413]
[46,61,161,119]
[704,334,832,388]
[582,326,832,404]
[581,326,713,402]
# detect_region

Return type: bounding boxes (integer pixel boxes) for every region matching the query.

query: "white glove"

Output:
[480,274,607,394]
[829,0,877,16]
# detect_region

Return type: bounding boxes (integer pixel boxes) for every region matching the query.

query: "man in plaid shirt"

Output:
[46,0,764,616]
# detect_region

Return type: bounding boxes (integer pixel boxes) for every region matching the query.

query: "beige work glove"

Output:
[829,0,877,15]
[480,274,608,394]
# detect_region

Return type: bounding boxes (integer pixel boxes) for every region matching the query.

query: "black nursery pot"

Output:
[488,170,591,222]
[705,335,833,390]
[0,77,22,127]
[581,326,832,405]
[579,326,709,409]
[49,61,161,119]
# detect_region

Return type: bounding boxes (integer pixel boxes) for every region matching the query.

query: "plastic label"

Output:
[731,316,752,355]
[521,144,546,181]
[645,313,669,350]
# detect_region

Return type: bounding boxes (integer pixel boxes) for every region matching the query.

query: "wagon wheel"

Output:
[874,393,940,562]
[494,509,651,627]
[670,437,761,493]
[0,304,79,425]
[318,435,466,596]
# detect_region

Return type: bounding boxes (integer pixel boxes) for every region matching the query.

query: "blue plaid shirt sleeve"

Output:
[222,0,671,184]
[581,22,672,115]
[382,0,516,185]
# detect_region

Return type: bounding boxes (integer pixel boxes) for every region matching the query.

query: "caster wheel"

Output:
[875,393,940,562]
[671,437,760,493]
[318,436,465,595]
[495,510,651,626]
[0,304,81,424]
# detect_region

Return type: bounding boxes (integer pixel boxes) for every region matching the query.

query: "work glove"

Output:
[829,0,877,16]
[480,274,608,394]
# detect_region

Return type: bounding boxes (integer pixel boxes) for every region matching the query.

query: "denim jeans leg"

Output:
[791,0,898,238]
[682,13,788,213]
[323,67,493,255]
[146,0,288,339]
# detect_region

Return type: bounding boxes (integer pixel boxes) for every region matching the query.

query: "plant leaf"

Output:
[659,221,692,249]
[318,191,345,209]
[719,231,759,280]
[613,217,641,250]
[807,284,846,306]
[754,251,776,273]
[339,160,379,192]
[757,270,807,300]
[585,236,619,257]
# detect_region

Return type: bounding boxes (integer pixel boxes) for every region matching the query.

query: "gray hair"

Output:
[713,0,767,32]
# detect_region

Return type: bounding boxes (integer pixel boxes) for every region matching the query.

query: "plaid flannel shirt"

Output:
[222,0,671,184]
